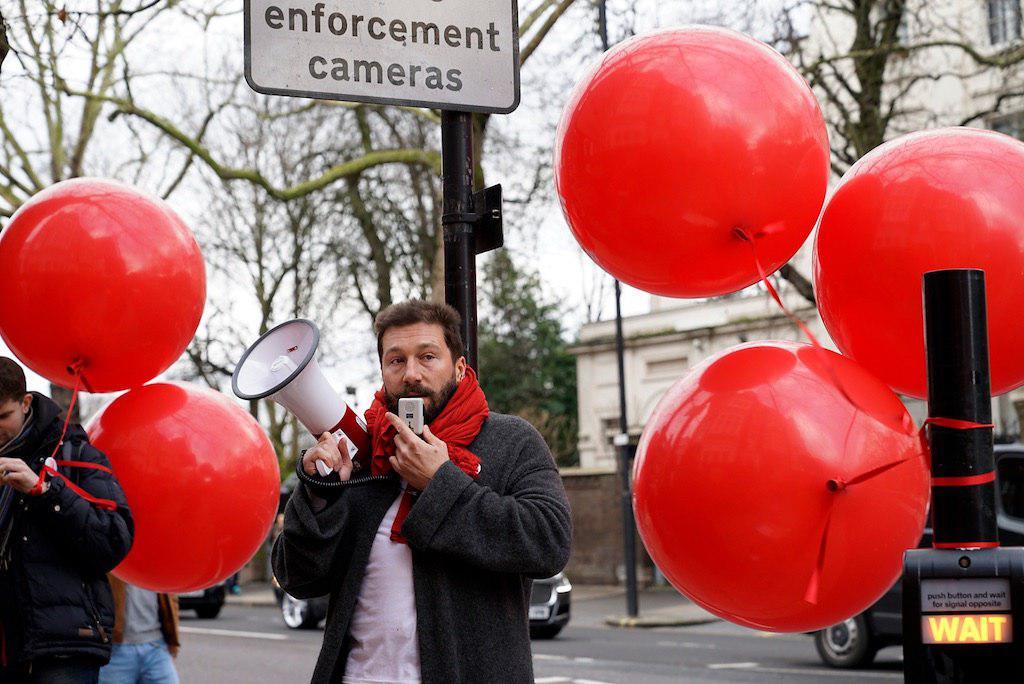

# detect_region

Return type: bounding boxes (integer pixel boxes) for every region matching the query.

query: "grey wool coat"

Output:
[272,413,573,684]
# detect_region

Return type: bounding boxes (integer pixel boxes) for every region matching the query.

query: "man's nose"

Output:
[402,360,424,384]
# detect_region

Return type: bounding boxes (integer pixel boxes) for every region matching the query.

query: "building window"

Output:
[601,417,620,447]
[990,110,1024,140]
[988,0,1022,46]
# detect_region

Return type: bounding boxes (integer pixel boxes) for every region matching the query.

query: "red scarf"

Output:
[362,367,489,543]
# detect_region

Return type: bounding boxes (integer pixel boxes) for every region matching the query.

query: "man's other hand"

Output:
[0,457,45,495]
[385,413,449,491]
[302,432,352,480]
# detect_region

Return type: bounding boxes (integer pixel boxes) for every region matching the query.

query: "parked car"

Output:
[272,575,330,630]
[178,583,227,619]
[813,444,1024,668]
[529,572,572,639]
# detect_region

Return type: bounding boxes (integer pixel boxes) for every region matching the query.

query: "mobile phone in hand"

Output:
[398,397,424,435]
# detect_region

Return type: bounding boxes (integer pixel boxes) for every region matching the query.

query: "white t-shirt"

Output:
[343,486,421,684]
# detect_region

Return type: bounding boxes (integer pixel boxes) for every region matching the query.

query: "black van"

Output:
[813,444,1024,668]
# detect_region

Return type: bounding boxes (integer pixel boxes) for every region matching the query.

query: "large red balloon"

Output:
[554,27,829,297]
[815,128,1024,398]
[87,383,279,593]
[0,179,205,392]
[633,341,929,632]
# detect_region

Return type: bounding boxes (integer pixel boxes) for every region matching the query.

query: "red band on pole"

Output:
[932,471,996,487]
[924,417,994,430]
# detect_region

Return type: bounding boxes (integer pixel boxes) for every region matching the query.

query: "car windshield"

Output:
[998,457,1024,520]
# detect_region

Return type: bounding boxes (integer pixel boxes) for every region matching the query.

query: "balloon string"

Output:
[734,228,922,603]
[734,227,914,433]
[804,507,833,605]
[732,228,823,347]
[26,364,116,511]
[810,419,998,602]
[916,416,995,478]
[46,368,82,464]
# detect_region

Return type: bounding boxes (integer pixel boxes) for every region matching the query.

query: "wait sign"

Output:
[244,0,521,113]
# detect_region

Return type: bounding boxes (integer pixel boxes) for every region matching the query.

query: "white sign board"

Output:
[244,0,520,113]
[921,578,1012,613]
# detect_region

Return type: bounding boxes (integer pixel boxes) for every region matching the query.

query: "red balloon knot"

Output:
[827,478,847,492]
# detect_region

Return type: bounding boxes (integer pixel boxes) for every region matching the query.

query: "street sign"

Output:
[244,0,521,113]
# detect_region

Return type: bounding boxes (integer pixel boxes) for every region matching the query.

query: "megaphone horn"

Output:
[232,319,370,477]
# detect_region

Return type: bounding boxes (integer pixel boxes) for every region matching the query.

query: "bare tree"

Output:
[768,0,1024,303]
[0,1,196,218]
[72,1,584,314]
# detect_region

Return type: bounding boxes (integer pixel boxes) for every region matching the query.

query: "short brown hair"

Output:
[0,357,27,404]
[374,300,464,362]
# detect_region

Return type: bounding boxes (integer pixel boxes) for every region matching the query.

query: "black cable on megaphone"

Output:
[232,319,372,479]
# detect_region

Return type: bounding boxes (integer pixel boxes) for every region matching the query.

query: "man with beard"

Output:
[0,357,133,683]
[273,300,572,684]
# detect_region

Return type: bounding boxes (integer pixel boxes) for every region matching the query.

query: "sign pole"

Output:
[441,110,479,372]
[598,0,639,619]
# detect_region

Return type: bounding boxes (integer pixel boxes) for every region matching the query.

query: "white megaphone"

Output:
[232,319,370,477]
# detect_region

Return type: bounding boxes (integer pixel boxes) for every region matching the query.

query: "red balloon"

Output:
[554,27,829,297]
[815,128,1024,398]
[87,383,279,593]
[0,179,205,392]
[633,341,929,632]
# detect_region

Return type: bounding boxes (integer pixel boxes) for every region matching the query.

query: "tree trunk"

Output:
[0,10,9,72]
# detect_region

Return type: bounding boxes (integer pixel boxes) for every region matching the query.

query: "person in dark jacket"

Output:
[0,357,134,683]
[273,300,573,684]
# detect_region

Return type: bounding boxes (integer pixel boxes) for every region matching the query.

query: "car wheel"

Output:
[530,624,564,640]
[194,605,222,619]
[814,615,876,668]
[281,593,323,630]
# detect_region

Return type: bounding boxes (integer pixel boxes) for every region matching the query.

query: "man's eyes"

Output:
[387,353,438,365]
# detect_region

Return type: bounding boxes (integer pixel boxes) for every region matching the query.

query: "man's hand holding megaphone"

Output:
[302,431,353,480]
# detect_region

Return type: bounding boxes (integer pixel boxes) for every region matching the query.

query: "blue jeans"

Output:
[98,642,178,684]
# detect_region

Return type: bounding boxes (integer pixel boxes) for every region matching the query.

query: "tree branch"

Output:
[520,0,578,67]
[67,90,442,200]
[779,263,816,306]
[811,38,1024,71]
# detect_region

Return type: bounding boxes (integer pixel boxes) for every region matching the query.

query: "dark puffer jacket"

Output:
[0,392,133,669]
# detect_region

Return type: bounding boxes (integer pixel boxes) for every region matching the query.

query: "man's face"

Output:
[0,395,31,447]
[381,323,467,423]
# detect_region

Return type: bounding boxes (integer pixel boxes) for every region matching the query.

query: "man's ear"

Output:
[455,356,467,382]
[20,393,31,413]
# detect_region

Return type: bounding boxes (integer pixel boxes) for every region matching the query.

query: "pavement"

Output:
[228,581,720,628]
